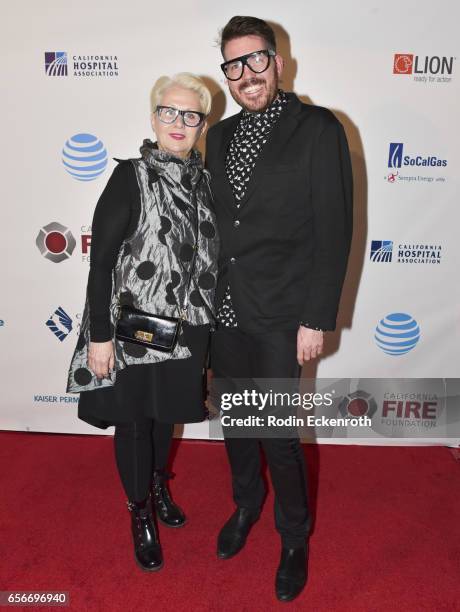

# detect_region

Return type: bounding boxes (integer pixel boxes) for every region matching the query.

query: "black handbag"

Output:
[115,305,185,352]
[115,204,199,353]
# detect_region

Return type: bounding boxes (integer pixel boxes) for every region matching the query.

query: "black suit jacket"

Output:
[205,92,353,332]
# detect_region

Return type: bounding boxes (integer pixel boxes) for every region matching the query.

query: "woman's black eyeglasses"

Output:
[221,49,276,81]
[156,106,205,128]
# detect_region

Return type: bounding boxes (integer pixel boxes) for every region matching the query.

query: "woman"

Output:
[67,73,219,572]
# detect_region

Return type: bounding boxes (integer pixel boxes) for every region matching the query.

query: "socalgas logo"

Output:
[62,133,108,181]
[36,222,76,263]
[375,312,420,356]
[393,53,455,83]
[388,143,447,169]
[370,240,442,264]
[386,142,447,184]
[44,51,119,77]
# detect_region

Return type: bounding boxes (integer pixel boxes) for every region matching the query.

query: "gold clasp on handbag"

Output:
[134,330,154,342]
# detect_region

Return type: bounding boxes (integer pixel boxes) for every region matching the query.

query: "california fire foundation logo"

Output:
[36,222,76,263]
[338,390,377,419]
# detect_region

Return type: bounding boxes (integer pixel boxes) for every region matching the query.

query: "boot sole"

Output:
[276,585,306,603]
[217,546,245,560]
[276,576,307,602]
[157,515,188,528]
[134,554,164,572]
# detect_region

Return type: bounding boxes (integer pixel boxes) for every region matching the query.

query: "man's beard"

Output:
[230,76,279,112]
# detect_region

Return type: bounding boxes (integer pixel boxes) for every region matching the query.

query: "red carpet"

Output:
[0,432,458,611]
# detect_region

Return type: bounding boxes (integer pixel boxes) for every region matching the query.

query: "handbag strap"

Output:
[156,181,200,321]
[179,192,199,320]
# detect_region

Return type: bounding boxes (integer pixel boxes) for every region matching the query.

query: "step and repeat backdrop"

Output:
[1,0,459,445]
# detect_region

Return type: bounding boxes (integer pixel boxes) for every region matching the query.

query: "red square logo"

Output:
[393,54,414,74]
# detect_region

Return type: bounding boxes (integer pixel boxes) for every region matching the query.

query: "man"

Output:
[206,16,353,602]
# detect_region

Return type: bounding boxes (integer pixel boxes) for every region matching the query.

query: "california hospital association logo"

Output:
[44,51,119,77]
[45,52,68,76]
[370,240,393,263]
[370,240,442,265]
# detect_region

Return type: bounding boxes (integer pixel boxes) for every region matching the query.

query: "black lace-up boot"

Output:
[127,497,163,571]
[152,469,186,528]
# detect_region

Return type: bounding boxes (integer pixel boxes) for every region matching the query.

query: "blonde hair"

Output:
[150,73,212,115]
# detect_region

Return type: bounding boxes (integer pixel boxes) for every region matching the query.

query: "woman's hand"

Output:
[88,341,115,379]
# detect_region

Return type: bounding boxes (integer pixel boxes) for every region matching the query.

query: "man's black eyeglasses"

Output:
[156,105,206,128]
[221,49,276,81]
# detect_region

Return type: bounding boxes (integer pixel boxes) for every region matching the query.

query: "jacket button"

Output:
[230,257,236,264]
[234,220,240,228]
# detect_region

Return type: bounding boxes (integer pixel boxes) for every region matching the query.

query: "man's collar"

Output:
[242,89,287,118]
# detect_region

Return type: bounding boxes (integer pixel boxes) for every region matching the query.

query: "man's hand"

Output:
[297,326,324,365]
[88,340,115,379]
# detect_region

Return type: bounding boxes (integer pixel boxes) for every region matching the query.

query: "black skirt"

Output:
[78,323,210,429]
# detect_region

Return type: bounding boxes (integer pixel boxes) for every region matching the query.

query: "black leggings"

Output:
[114,418,174,502]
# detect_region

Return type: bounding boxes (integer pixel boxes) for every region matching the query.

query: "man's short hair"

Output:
[219,16,277,57]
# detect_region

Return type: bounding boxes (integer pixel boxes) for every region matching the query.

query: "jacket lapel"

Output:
[236,94,302,209]
[211,93,303,215]
[212,112,240,215]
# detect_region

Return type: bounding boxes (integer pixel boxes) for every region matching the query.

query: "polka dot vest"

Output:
[67,141,219,393]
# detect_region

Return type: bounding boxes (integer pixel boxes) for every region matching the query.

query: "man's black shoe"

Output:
[217,507,260,559]
[275,544,308,602]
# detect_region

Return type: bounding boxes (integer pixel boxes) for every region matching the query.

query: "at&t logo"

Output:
[375,312,420,356]
[62,133,108,181]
